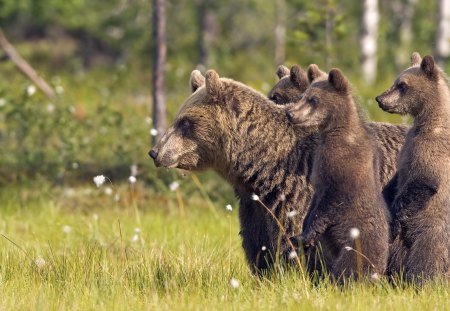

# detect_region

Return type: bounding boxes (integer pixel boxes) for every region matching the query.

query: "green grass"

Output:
[1,183,450,310]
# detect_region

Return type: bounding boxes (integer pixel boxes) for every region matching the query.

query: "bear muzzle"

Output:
[148,149,158,160]
[375,95,397,114]
[286,110,296,123]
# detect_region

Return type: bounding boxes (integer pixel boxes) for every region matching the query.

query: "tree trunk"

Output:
[197,0,216,68]
[151,0,167,143]
[392,0,418,69]
[0,28,55,98]
[360,0,379,85]
[274,0,286,66]
[436,0,450,65]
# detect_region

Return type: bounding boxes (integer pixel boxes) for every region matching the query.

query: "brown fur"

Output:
[152,70,316,272]
[287,68,390,281]
[268,65,309,105]
[376,53,450,283]
[150,70,406,273]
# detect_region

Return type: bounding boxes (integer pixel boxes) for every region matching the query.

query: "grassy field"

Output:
[0,180,449,311]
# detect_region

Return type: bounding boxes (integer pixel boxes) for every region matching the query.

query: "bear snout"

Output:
[286,110,295,123]
[375,96,382,105]
[148,149,158,160]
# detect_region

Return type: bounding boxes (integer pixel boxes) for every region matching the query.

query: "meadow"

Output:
[1,180,450,310]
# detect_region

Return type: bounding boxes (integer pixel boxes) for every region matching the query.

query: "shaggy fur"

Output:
[150,70,406,273]
[287,68,390,281]
[376,53,450,282]
[268,65,309,105]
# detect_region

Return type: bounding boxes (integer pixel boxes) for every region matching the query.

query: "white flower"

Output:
[286,210,298,218]
[55,85,64,94]
[27,85,36,96]
[62,225,72,234]
[93,175,106,187]
[47,104,55,113]
[0,98,5,107]
[35,257,46,268]
[71,162,79,169]
[92,213,99,221]
[131,227,140,242]
[344,246,353,251]
[104,187,113,195]
[251,194,259,201]
[130,164,138,177]
[261,246,267,251]
[349,227,360,239]
[225,204,232,212]
[288,251,298,259]
[131,234,139,242]
[150,128,158,136]
[370,273,380,281]
[169,181,179,192]
[230,278,239,289]
[128,176,137,184]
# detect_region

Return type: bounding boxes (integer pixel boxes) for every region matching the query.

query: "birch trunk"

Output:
[360,0,379,85]
[436,0,450,65]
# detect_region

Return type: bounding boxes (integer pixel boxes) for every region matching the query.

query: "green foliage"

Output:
[0,65,153,183]
[0,0,445,184]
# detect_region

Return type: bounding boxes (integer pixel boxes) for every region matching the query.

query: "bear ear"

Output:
[190,70,205,93]
[420,55,438,79]
[290,65,309,91]
[276,65,290,79]
[411,52,422,67]
[307,64,327,83]
[205,69,223,98]
[328,68,349,94]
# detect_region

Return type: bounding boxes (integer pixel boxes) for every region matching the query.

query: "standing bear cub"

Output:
[287,67,390,281]
[376,53,450,282]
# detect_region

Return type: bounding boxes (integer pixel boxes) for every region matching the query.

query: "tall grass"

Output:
[0,184,449,310]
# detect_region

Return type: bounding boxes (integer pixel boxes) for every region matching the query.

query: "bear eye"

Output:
[270,93,282,103]
[177,118,193,135]
[397,82,408,94]
[309,97,318,106]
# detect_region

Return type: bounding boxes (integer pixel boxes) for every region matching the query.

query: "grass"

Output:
[1,182,450,311]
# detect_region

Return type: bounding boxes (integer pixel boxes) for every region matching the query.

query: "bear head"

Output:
[375,52,442,117]
[267,65,309,105]
[149,69,260,171]
[286,65,351,131]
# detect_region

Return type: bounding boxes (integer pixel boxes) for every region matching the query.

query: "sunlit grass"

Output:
[1,185,450,310]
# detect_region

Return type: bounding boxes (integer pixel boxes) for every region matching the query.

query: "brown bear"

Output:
[151,69,315,272]
[149,69,405,273]
[376,53,450,283]
[286,67,390,281]
[267,65,309,105]
[273,64,408,188]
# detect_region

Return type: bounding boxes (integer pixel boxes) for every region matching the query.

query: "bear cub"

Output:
[287,66,390,281]
[376,53,450,282]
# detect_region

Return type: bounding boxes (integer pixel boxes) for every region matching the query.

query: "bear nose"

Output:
[375,96,381,104]
[149,149,158,159]
[286,110,295,123]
